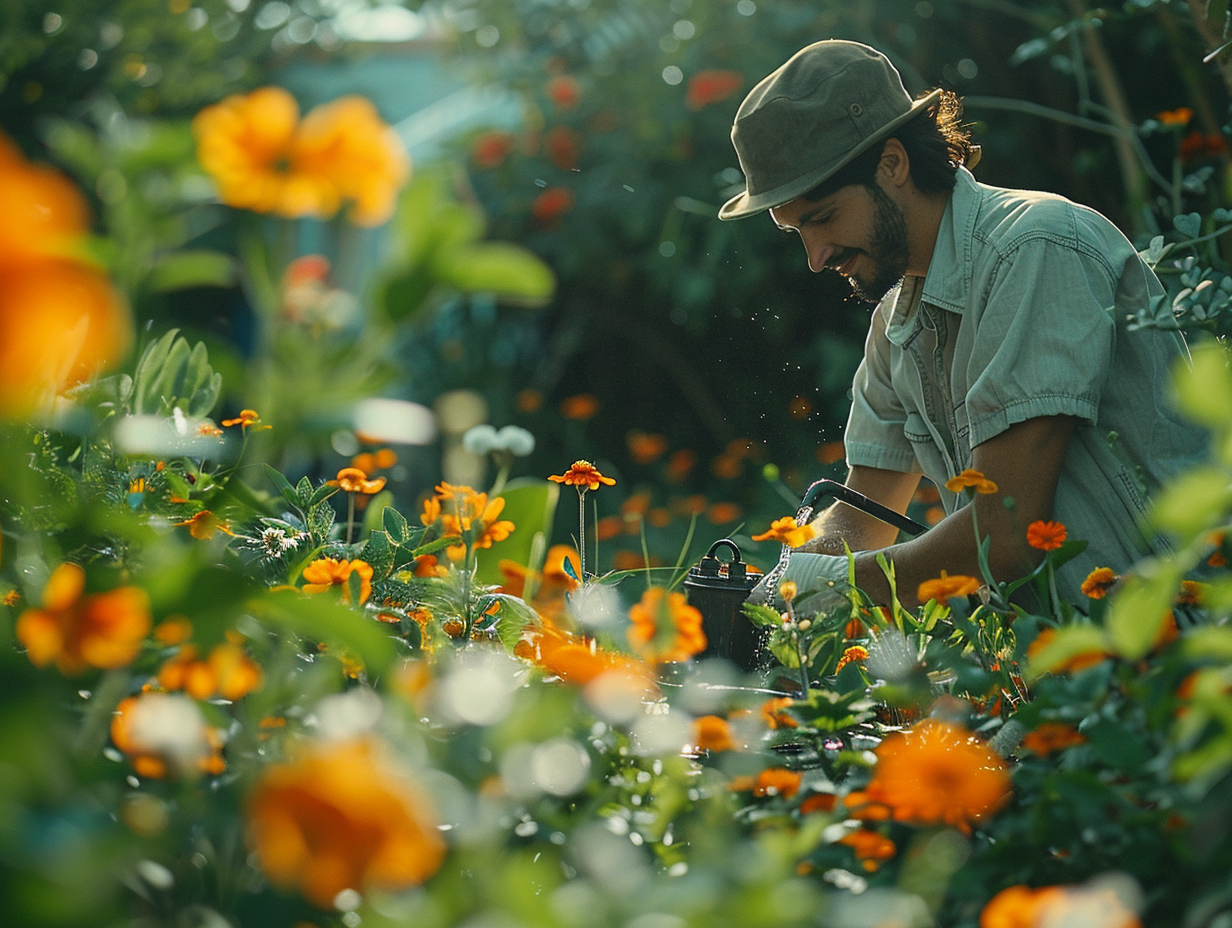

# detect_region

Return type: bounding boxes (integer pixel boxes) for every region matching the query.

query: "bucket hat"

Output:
[719,40,940,220]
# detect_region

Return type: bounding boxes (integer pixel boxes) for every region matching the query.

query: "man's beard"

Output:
[848,182,910,304]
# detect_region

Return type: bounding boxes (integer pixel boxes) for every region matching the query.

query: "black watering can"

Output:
[684,478,928,671]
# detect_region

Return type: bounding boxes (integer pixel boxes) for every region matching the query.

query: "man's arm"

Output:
[795,465,922,555]
[844,415,1077,609]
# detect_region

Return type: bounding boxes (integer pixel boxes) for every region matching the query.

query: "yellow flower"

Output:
[301,557,374,605]
[549,460,616,491]
[944,468,998,495]
[420,485,515,560]
[0,133,131,419]
[863,718,1010,834]
[1080,567,1118,599]
[175,510,236,540]
[917,570,982,603]
[245,737,446,909]
[627,587,707,665]
[751,516,816,548]
[328,466,387,494]
[692,715,737,753]
[16,563,151,675]
[839,828,896,872]
[1020,722,1086,756]
[221,408,263,430]
[835,645,870,672]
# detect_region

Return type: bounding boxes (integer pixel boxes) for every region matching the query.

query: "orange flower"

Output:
[111,691,225,779]
[1179,131,1230,163]
[549,460,616,491]
[685,69,744,110]
[193,87,409,226]
[531,186,574,224]
[626,430,668,464]
[2,589,21,607]
[0,134,131,419]
[351,448,397,473]
[760,696,798,730]
[692,715,737,753]
[518,620,655,693]
[1026,520,1067,551]
[547,74,581,110]
[1176,580,1205,607]
[980,884,1141,928]
[839,829,896,871]
[799,792,837,814]
[1081,567,1118,599]
[301,557,374,605]
[545,126,581,171]
[627,587,707,665]
[420,485,515,560]
[559,393,599,420]
[979,885,1066,928]
[945,469,999,495]
[328,466,387,494]
[863,718,1011,833]
[246,736,446,909]
[16,563,151,675]
[158,639,263,701]
[665,449,697,481]
[1156,106,1193,126]
[471,130,516,169]
[175,510,236,540]
[752,767,802,798]
[816,441,846,465]
[221,408,263,429]
[917,570,982,603]
[751,516,816,548]
[197,423,223,437]
[412,554,449,578]
[836,645,870,672]
[1020,722,1086,756]
[706,502,742,525]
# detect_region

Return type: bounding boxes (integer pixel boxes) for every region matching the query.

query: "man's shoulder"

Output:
[969,179,1128,254]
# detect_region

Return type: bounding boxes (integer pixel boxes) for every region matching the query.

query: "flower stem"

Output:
[577,487,587,579]
[346,492,355,546]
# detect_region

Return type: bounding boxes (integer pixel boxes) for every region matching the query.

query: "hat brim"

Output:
[718,88,942,221]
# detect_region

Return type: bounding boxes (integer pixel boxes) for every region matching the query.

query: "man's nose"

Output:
[805,241,835,274]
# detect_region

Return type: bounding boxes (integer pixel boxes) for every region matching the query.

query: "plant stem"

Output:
[346,492,355,546]
[577,488,587,579]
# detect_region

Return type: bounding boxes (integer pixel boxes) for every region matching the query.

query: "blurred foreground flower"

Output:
[16,563,150,675]
[854,718,1010,833]
[302,557,374,605]
[193,86,410,226]
[918,570,982,603]
[980,881,1142,928]
[945,469,999,495]
[246,736,446,909]
[111,691,225,779]
[627,587,706,665]
[752,516,816,548]
[0,133,130,418]
[686,69,744,110]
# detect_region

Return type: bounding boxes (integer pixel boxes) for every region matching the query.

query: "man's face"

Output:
[769,180,909,304]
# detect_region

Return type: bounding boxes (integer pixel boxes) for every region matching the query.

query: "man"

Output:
[720,40,1206,607]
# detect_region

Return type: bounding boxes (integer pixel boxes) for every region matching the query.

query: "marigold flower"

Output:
[0,135,131,420]
[301,557,374,605]
[692,715,737,753]
[531,186,575,224]
[2,589,21,607]
[1156,106,1193,126]
[799,792,837,814]
[685,69,744,110]
[197,423,223,437]
[626,430,668,464]
[839,829,896,872]
[518,620,655,693]
[412,554,449,578]
[1081,567,1118,599]
[547,74,581,109]
[760,696,798,729]
[1026,520,1067,551]
[221,408,263,429]
[627,587,707,665]
[559,393,599,420]
[751,516,816,548]
[665,449,697,481]
[753,767,802,798]
[175,510,237,540]
[779,580,798,603]
[549,460,616,491]
[1176,580,1205,607]
[1179,131,1230,164]
[111,691,225,779]
[328,466,387,495]
[816,441,846,465]
[246,736,446,909]
[706,501,742,524]
[836,645,870,672]
[979,885,1066,928]
[945,469,999,494]
[545,126,581,171]
[471,130,516,169]
[863,718,1011,833]
[1020,722,1086,756]
[421,486,516,560]
[16,563,151,675]
[918,570,982,603]
[980,883,1141,928]
[351,448,397,473]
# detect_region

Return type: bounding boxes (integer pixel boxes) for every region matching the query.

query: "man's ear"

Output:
[877,138,911,187]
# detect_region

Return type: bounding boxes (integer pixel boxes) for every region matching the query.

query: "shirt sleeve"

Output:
[963,236,1116,449]
[844,304,922,474]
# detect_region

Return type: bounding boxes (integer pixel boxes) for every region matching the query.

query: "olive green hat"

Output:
[719,40,941,220]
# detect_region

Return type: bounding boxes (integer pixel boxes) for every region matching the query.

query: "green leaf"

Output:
[487,594,540,651]
[472,479,560,585]
[1174,212,1202,239]
[1025,624,1109,680]
[766,627,800,669]
[1181,625,1232,661]
[383,506,413,545]
[360,530,394,580]
[1172,340,1232,429]
[251,588,396,676]
[1085,718,1147,773]
[1149,467,1231,541]
[144,250,236,293]
[743,602,785,629]
[435,242,555,305]
[1105,567,1181,660]
[264,465,302,512]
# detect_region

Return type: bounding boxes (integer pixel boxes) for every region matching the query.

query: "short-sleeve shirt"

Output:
[843,168,1208,600]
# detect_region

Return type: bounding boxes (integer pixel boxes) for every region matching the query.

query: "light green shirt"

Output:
[840,168,1207,602]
